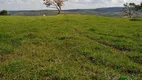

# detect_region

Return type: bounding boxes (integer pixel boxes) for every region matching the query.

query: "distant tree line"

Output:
[0,10,8,15]
[121,2,142,18]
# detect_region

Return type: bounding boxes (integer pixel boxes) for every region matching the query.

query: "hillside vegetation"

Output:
[0,14,142,80]
[8,9,142,17]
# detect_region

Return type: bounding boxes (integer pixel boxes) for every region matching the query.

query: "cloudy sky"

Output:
[0,0,141,10]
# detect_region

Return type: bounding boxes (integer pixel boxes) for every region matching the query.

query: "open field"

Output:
[0,14,142,80]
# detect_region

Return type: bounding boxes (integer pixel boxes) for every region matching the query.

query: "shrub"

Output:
[0,10,8,15]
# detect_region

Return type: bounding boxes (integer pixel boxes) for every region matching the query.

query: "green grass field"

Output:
[0,14,142,80]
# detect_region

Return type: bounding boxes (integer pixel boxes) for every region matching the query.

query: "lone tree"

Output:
[121,3,138,18]
[43,0,67,14]
[0,10,8,15]
[121,2,142,18]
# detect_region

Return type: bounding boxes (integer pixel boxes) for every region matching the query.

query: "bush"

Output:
[0,10,8,15]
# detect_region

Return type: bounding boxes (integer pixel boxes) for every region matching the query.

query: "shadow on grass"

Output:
[129,18,142,21]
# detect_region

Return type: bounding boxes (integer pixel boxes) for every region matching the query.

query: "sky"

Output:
[0,0,141,10]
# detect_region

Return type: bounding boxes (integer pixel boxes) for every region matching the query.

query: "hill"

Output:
[0,14,142,80]
[8,7,142,17]
[64,7,123,17]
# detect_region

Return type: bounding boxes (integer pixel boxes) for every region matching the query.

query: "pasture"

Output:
[0,14,142,79]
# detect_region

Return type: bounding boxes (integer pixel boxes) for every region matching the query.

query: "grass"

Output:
[0,14,142,80]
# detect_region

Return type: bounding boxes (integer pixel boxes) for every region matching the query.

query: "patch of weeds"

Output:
[0,72,4,78]
[0,33,11,39]
[108,61,142,74]
[10,37,23,47]
[91,75,106,80]
[31,38,43,45]
[79,49,91,56]
[32,40,41,45]
[0,48,12,55]
[24,33,37,39]
[110,61,141,74]
[88,54,142,75]
[112,39,121,43]
[110,74,135,80]
[2,58,26,74]
[47,59,56,62]
[0,47,14,55]
[58,37,66,40]
[121,65,141,74]
[39,69,58,77]
[57,36,75,40]
[0,33,11,42]
[95,46,105,50]
[128,56,142,64]
[113,43,132,51]
[0,36,23,55]
[133,32,141,37]
[89,57,95,63]
[0,54,13,62]
[89,28,96,32]
[88,55,107,65]
[52,76,72,80]
[39,69,72,80]
[29,28,39,32]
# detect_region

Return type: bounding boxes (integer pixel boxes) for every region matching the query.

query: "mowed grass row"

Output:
[0,14,142,80]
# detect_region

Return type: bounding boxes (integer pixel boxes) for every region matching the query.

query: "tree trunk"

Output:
[57,8,61,14]
[56,5,61,14]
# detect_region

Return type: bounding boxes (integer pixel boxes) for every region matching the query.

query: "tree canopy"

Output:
[0,10,8,15]
[121,2,142,18]
[43,0,67,14]
[134,2,142,11]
